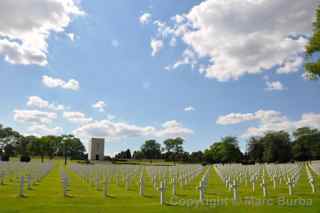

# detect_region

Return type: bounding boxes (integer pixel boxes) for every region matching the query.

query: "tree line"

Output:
[0,124,86,162]
[114,127,320,164]
[1,123,319,164]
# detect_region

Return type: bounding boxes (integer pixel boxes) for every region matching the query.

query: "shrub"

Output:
[1,155,10,161]
[20,155,31,162]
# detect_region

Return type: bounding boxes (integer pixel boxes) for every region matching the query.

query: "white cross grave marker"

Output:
[158,181,166,206]
[19,176,24,197]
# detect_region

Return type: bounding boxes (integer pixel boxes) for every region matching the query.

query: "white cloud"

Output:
[73,119,193,140]
[0,0,84,66]
[217,113,257,125]
[42,75,80,91]
[150,38,163,56]
[152,0,316,81]
[276,56,304,74]
[14,110,57,125]
[216,110,320,138]
[63,111,92,124]
[67,33,75,41]
[27,125,63,136]
[184,106,195,112]
[92,101,106,112]
[139,13,152,25]
[155,120,194,138]
[27,96,65,111]
[73,120,155,139]
[217,110,285,125]
[63,79,80,90]
[265,80,286,91]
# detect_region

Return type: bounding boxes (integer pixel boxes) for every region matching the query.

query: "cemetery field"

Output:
[0,160,319,213]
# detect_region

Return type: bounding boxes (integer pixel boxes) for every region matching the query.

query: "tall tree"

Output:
[204,136,242,163]
[115,149,132,160]
[132,150,144,160]
[305,5,320,79]
[247,136,264,162]
[61,135,86,160]
[141,140,161,160]
[163,137,184,162]
[189,151,204,163]
[292,127,320,160]
[262,131,292,163]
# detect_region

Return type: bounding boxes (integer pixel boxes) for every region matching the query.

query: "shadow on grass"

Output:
[143,195,153,199]
[104,195,116,199]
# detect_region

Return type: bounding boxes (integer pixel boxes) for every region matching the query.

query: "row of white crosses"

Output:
[0,161,53,197]
[265,163,302,195]
[146,164,203,192]
[60,169,69,197]
[306,164,316,193]
[215,163,304,199]
[70,164,143,197]
[215,164,265,199]
[197,166,210,202]
[70,163,205,205]
[310,161,320,176]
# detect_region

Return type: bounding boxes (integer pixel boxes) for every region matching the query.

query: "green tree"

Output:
[0,125,20,157]
[204,137,242,163]
[247,136,264,162]
[305,5,320,79]
[292,127,320,160]
[41,136,61,159]
[141,140,161,160]
[115,149,132,160]
[132,150,144,160]
[163,137,184,162]
[53,135,86,161]
[26,136,46,162]
[262,131,292,163]
[189,151,204,163]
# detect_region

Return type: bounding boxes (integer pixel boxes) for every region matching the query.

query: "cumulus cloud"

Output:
[265,80,286,91]
[139,13,152,25]
[42,75,80,91]
[216,110,320,138]
[0,0,84,66]
[151,0,316,81]
[63,111,92,124]
[92,101,106,112]
[217,112,257,125]
[14,110,57,125]
[184,106,195,112]
[155,120,194,138]
[27,96,65,111]
[73,119,193,140]
[276,56,304,74]
[150,39,163,56]
[27,125,63,136]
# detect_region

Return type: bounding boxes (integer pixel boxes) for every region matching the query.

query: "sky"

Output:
[0,0,319,156]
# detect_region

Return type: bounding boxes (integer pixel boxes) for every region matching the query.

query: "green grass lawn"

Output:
[0,160,319,213]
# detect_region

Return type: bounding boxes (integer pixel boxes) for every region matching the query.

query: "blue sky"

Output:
[0,0,319,156]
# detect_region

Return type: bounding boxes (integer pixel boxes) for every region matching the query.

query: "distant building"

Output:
[88,138,105,160]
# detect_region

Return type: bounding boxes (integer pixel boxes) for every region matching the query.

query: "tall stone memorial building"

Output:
[88,138,105,160]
